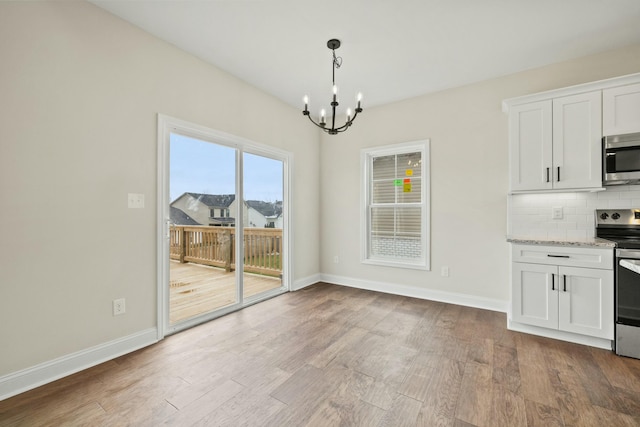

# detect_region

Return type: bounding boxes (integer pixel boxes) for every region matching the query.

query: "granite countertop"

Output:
[507,236,616,248]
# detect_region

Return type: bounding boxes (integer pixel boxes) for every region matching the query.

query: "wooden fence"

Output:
[170,226,282,277]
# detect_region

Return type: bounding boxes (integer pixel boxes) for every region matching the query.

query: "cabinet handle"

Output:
[552,274,555,291]
[546,167,550,183]
[547,254,570,258]
[563,275,567,292]
[557,166,561,182]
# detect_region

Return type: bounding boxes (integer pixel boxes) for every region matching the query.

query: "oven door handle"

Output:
[617,249,640,259]
[620,259,640,275]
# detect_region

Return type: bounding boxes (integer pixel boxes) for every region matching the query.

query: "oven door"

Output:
[617,249,640,327]
[604,133,640,185]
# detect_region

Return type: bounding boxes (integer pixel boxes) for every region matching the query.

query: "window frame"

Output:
[360,140,430,270]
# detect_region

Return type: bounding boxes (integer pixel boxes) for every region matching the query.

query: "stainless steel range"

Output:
[596,209,640,359]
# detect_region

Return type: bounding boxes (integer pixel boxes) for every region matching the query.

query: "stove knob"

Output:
[612,212,621,220]
[600,213,609,220]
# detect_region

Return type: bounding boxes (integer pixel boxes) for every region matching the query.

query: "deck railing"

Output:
[170,226,282,277]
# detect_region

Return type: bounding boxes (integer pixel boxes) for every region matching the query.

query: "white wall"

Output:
[0,1,319,378]
[320,43,640,307]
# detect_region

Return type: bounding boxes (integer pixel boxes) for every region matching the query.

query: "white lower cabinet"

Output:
[511,245,614,340]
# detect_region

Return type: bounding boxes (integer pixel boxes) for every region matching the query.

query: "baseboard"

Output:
[507,320,614,350]
[292,273,322,291]
[320,273,509,313]
[0,328,158,401]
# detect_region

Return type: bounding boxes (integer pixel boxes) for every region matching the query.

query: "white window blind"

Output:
[361,141,430,269]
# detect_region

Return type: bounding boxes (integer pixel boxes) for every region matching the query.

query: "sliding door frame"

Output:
[157,114,292,339]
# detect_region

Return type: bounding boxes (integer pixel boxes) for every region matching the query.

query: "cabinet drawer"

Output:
[512,244,613,270]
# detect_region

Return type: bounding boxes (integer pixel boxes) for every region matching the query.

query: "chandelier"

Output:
[303,39,363,135]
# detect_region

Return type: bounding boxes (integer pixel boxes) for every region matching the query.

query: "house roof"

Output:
[246,200,282,218]
[185,193,235,208]
[169,207,200,226]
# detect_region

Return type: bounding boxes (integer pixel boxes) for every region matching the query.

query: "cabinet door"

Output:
[512,263,558,329]
[603,83,640,136]
[552,92,602,190]
[558,266,614,339]
[509,101,553,191]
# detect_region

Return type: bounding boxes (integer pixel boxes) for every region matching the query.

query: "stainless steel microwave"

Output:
[603,132,640,185]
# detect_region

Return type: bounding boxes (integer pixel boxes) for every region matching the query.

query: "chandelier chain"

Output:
[333,51,342,69]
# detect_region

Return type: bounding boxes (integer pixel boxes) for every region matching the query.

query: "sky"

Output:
[169,133,283,203]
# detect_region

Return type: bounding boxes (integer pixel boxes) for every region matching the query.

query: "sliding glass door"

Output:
[168,134,239,326]
[242,153,284,301]
[158,115,290,336]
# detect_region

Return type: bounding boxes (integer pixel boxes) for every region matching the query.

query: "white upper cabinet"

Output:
[603,82,640,136]
[552,92,602,190]
[509,101,552,191]
[504,72,640,193]
[509,91,602,192]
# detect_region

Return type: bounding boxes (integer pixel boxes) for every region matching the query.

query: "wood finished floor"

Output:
[2,283,640,426]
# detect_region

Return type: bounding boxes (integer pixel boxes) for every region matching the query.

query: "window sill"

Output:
[362,258,430,271]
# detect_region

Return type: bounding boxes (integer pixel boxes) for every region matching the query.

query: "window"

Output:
[361,140,430,269]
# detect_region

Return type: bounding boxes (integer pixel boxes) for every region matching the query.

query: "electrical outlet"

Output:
[552,206,563,220]
[441,266,450,277]
[113,298,126,316]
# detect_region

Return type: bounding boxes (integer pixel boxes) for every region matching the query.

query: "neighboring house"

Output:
[170,192,282,228]
[171,192,236,226]
[169,206,200,226]
[246,200,283,228]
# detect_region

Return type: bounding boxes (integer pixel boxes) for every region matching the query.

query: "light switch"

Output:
[128,193,145,209]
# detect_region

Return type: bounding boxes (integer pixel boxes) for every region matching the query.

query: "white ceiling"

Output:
[90,0,640,115]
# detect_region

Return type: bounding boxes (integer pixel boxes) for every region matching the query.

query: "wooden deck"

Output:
[169,261,282,324]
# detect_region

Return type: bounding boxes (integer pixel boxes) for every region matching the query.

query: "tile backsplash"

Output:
[509,185,640,239]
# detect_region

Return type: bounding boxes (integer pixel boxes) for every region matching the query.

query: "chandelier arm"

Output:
[305,113,325,129]
[333,115,358,133]
[311,108,360,134]
[342,108,360,127]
